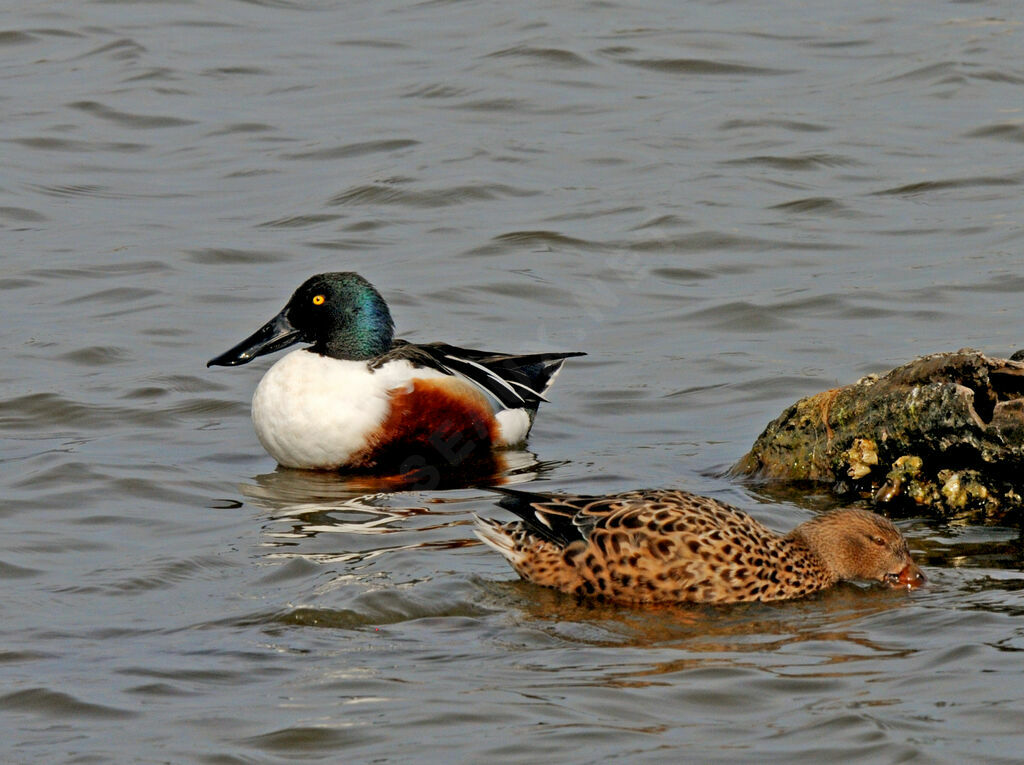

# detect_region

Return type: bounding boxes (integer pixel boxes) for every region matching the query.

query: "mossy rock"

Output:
[734,349,1024,522]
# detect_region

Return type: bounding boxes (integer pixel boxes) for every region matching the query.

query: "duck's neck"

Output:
[785,523,842,586]
[322,325,392,361]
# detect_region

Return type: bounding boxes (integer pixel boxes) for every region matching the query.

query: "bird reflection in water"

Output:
[236,460,542,566]
[478,574,918,681]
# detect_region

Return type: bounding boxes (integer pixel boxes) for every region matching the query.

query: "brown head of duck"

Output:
[787,508,925,591]
[475,488,925,606]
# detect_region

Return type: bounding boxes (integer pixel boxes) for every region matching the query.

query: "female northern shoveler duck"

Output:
[475,487,925,605]
[208,272,584,472]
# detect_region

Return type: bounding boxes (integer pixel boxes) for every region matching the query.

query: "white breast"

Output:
[251,350,448,469]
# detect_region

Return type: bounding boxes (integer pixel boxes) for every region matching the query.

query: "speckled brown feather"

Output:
[476,489,924,605]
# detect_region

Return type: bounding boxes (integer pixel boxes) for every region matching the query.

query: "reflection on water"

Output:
[243,468,419,512]
[239,453,562,570]
[488,577,917,656]
[240,447,548,505]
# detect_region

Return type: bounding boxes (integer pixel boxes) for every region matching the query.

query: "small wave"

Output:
[55,346,133,367]
[240,724,383,754]
[7,136,148,153]
[257,213,343,228]
[604,50,795,76]
[282,139,418,160]
[719,118,830,132]
[0,30,38,46]
[329,182,539,208]
[0,688,137,719]
[68,100,195,129]
[60,287,160,306]
[485,45,593,68]
[628,230,853,254]
[0,206,47,222]
[721,153,862,170]
[185,248,289,264]
[770,196,866,218]
[402,83,474,99]
[872,173,1022,196]
[964,123,1024,143]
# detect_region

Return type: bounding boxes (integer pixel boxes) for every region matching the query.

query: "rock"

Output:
[733,349,1024,521]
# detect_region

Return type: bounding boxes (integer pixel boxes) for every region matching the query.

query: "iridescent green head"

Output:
[284,272,394,360]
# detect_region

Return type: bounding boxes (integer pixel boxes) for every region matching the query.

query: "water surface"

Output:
[3,1,1024,762]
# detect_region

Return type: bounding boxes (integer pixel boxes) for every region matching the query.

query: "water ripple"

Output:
[68,100,195,129]
[0,689,138,720]
[0,393,245,432]
[485,45,593,68]
[55,346,133,367]
[0,30,38,46]
[329,182,539,208]
[873,173,1022,196]
[604,50,796,76]
[60,287,160,306]
[282,139,419,160]
[721,153,862,170]
[185,248,290,265]
[965,123,1024,143]
[0,560,43,579]
[257,213,343,228]
[240,725,383,754]
[72,39,146,62]
[7,136,148,153]
[0,206,47,222]
[719,118,831,132]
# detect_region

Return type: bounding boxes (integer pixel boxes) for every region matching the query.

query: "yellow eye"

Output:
[312,294,325,306]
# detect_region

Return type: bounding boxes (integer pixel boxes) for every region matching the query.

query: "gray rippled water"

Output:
[4,1,1024,762]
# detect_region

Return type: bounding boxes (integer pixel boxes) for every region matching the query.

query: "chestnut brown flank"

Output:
[352,378,501,471]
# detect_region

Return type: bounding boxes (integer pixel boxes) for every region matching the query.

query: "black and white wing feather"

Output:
[373,340,584,412]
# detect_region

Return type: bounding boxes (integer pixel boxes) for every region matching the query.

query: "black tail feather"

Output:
[482,351,585,410]
[490,486,590,547]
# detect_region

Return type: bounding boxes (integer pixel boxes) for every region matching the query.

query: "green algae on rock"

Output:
[734,349,1024,521]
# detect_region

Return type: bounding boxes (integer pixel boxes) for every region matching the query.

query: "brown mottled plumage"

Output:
[475,488,925,605]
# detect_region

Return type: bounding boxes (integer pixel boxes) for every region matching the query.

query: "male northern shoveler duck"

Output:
[207,272,584,472]
[475,487,925,605]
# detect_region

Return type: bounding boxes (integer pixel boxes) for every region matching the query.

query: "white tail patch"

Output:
[473,517,523,565]
[495,408,532,446]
